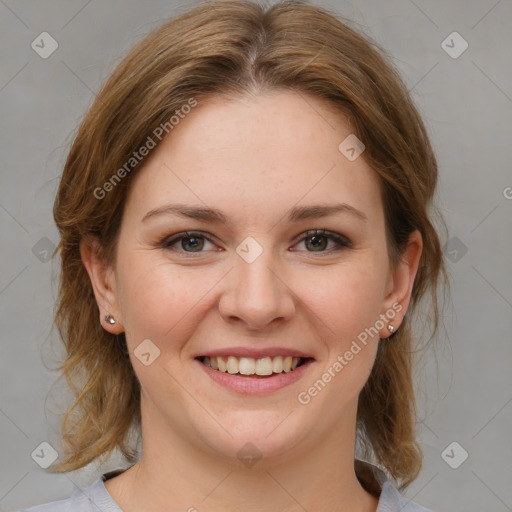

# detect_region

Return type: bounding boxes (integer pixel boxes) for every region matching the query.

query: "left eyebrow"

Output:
[141,202,368,224]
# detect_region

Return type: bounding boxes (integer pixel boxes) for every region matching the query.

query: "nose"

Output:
[218,246,296,331]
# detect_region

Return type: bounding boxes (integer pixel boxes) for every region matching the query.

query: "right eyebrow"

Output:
[142,204,227,224]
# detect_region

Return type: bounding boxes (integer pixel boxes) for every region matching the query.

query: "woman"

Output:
[19,0,448,510]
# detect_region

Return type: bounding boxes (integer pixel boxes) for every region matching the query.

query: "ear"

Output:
[80,236,124,334]
[379,230,423,338]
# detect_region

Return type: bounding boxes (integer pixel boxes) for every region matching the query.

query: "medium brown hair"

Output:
[49,0,448,489]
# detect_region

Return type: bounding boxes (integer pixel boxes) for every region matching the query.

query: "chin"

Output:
[194,413,310,466]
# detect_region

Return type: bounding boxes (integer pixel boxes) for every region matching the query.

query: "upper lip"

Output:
[195,347,315,359]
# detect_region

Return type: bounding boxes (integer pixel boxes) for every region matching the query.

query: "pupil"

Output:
[184,237,203,251]
[308,235,326,251]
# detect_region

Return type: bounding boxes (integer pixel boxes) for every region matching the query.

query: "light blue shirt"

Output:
[16,464,433,512]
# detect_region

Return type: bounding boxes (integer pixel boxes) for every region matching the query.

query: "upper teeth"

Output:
[202,356,302,375]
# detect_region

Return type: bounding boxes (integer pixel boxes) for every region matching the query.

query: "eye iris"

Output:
[306,235,327,251]
[183,236,204,252]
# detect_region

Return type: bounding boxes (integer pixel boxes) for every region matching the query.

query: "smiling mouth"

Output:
[196,355,312,377]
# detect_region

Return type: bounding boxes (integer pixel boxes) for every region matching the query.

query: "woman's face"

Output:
[84,91,421,465]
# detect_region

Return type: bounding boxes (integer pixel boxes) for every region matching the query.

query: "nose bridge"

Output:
[219,238,295,329]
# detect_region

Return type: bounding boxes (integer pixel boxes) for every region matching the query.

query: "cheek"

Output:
[295,264,384,413]
[116,256,216,349]
[295,258,387,389]
[298,260,388,338]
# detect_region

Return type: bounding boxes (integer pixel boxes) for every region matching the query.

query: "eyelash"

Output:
[161,229,352,255]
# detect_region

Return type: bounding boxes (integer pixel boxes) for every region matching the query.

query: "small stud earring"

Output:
[387,324,394,333]
[105,315,116,325]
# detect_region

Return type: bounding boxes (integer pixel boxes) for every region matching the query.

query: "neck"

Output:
[104,400,380,512]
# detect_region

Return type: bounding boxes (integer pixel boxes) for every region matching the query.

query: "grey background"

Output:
[1,0,511,511]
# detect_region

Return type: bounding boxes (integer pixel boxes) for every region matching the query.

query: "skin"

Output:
[82,90,422,512]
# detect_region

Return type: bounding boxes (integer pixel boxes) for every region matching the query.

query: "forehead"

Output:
[123,91,383,227]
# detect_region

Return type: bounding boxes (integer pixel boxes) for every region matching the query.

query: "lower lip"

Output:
[195,358,314,395]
